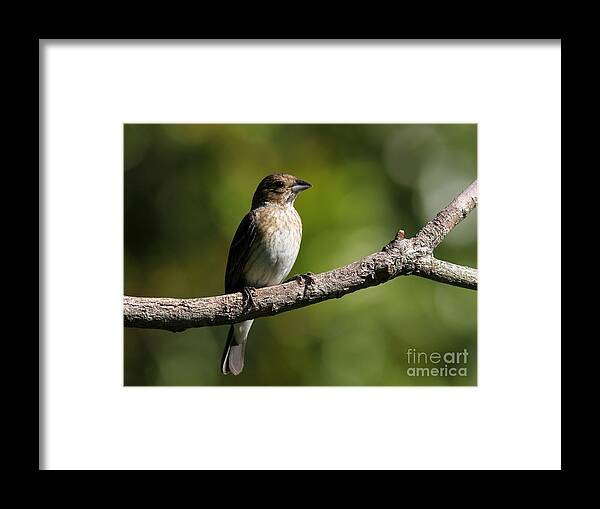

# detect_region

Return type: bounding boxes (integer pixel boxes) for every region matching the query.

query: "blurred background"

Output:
[124,124,477,386]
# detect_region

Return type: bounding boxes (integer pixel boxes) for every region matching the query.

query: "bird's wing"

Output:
[225,210,260,293]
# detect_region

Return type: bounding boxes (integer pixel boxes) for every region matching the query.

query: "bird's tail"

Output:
[221,320,253,375]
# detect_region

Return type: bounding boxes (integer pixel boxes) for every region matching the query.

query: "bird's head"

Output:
[251,173,312,209]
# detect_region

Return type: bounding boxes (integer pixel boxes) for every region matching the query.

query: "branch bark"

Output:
[124,180,478,332]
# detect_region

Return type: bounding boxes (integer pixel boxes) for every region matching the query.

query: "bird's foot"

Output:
[291,272,317,297]
[241,286,257,310]
[300,272,317,284]
[287,271,316,285]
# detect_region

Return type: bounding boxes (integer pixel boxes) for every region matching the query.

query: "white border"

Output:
[41,41,561,470]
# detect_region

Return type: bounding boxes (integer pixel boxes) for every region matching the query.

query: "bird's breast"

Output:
[245,204,303,287]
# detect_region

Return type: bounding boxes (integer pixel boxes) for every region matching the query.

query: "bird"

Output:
[221,173,312,375]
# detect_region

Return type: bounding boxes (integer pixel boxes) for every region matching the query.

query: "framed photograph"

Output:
[41,40,561,470]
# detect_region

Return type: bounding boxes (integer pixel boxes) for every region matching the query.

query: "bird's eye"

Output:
[272,181,285,189]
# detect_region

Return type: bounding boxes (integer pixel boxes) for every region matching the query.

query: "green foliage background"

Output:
[124,124,477,386]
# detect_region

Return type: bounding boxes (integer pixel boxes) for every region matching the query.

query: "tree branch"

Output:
[124,180,478,332]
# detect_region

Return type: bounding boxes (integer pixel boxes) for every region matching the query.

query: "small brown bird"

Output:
[221,173,312,375]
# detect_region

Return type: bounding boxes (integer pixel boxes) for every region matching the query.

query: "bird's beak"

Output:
[292,179,312,193]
